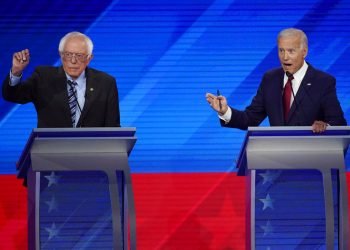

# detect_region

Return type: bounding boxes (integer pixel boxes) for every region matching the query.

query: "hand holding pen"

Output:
[205,90,228,115]
[217,89,222,110]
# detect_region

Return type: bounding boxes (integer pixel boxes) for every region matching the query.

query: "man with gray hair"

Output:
[206,28,346,132]
[2,31,120,128]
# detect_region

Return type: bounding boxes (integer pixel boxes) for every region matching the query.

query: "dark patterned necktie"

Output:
[283,74,294,121]
[67,80,78,127]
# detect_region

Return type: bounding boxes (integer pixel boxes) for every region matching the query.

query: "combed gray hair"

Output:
[277,28,308,49]
[58,31,93,55]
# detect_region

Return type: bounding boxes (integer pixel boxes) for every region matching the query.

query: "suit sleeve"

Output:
[321,77,346,126]
[221,76,268,130]
[104,77,120,127]
[2,70,38,104]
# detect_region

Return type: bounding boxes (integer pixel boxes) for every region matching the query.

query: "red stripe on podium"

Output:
[0,173,349,249]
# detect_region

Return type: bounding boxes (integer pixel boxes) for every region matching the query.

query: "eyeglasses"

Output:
[61,52,89,62]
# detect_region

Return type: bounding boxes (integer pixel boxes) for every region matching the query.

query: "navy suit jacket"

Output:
[2,66,120,128]
[222,64,346,130]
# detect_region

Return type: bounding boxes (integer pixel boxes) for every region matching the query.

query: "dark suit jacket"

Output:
[2,66,120,128]
[222,64,346,130]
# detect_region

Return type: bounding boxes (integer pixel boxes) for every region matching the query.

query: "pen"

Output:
[217,89,222,110]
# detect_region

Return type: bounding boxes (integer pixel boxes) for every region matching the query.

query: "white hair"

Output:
[277,28,308,49]
[58,31,93,55]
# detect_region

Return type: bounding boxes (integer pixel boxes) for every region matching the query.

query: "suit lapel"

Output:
[77,68,97,126]
[286,65,314,122]
[275,70,285,125]
[55,67,72,121]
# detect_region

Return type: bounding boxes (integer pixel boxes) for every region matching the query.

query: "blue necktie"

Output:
[67,80,78,127]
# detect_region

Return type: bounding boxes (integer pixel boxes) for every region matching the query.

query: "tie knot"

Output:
[286,72,294,81]
[67,80,77,87]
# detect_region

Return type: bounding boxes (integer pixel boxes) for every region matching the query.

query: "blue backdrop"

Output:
[1,0,350,174]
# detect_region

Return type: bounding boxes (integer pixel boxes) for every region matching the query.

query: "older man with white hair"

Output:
[206,28,346,133]
[2,31,120,128]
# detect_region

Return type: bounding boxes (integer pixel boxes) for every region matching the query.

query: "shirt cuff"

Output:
[218,107,232,123]
[9,70,22,86]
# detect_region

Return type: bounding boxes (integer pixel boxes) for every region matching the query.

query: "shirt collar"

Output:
[65,71,86,87]
[284,60,308,84]
[292,60,308,83]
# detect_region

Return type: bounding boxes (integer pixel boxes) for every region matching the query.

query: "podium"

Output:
[236,126,349,250]
[16,128,137,250]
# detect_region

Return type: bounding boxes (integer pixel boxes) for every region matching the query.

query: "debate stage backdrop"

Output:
[0,0,350,249]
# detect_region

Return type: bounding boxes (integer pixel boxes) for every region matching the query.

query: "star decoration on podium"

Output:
[260,220,273,237]
[259,193,274,210]
[45,223,59,240]
[259,170,280,185]
[44,172,60,187]
[45,196,58,213]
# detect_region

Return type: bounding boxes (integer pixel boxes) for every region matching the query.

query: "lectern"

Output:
[236,126,349,250]
[16,128,137,250]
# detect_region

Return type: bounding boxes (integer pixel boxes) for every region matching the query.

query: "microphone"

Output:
[285,71,307,126]
[286,71,297,109]
[67,80,84,128]
[285,71,293,78]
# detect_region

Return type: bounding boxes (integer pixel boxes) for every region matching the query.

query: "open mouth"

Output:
[283,63,292,67]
